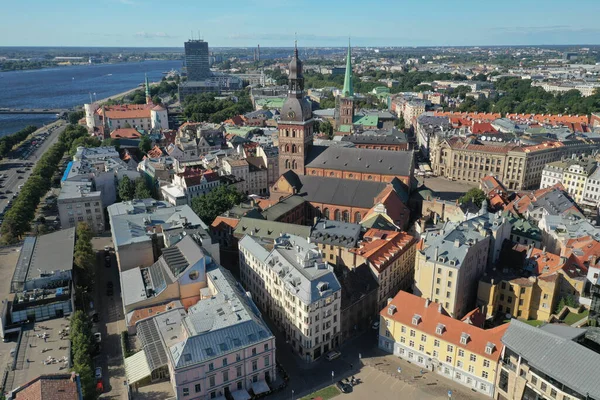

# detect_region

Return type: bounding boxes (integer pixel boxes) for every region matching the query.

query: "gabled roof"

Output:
[383,291,507,361]
[502,319,600,399]
[352,229,415,271]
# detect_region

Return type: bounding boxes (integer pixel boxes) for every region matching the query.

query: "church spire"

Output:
[342,38,353,98]
[145,73,152,104]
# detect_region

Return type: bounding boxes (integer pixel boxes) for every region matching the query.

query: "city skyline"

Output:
[2,0,600,48]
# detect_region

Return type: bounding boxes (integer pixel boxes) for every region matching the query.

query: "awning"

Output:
[251,380,270,395]
[124,350,152,384]
[231,389,251,400]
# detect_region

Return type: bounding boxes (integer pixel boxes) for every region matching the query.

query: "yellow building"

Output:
[379,291,508,398]
[477,274,559,322]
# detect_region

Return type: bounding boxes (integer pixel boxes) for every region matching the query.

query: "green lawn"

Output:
[523,319,544,327]
[562,309,589,326]
[300,385,341,400]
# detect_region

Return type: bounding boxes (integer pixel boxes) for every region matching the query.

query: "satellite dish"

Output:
[481,136,487,141]
[498,138,503,142]
[505,313,512,319]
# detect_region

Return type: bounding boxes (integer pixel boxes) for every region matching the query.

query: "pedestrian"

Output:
[44,337,47,343]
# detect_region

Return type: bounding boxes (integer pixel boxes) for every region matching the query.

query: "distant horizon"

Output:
[2,0,600,47]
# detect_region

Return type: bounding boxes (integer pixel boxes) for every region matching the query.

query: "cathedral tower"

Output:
[278,42,314,176]
[337,40,354,130]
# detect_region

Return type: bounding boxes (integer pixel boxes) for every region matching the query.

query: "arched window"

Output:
[329,172,335,177]
[285,159,290,169]
[324,208,330,219]
[349,174,354,178]
[334,209,341,221]
[292,144,297,153]
[292,131,296,138]
[342,211,350,223]
[285,144,290,152]
[367,175,372,180]
[285,129,290,137]
[354,212,361,223]
[311,170,316,175]
[292,160,297,170]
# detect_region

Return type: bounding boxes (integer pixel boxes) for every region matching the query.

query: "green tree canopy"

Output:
[459,188,487,208]
[134,177,152,199]
[191,185,246,224]
[138,135,152,154]
[67,111,85,125]
[118,175,135,201]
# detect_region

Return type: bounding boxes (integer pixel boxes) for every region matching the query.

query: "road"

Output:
[91,236,128,400]
[0,120,67,215]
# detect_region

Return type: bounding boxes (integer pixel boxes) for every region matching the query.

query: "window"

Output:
[209,363,214,371]
[252,360,258,371]
[421,334,427,342]
[195,384,201,393]
[252,348,257,356]
[447,344,453,352]
[550,389,557,398]
[482,371,489,379]
[400,337,405,343]
[183,388,189,397]
[458,349,464,357]
[483,360,490,368]
[223,370,229,382]
[223,358,228,367]
[419,345,425,352]
[409,340,415,347]
[434,339,440,347]
[433,350,438,357]
[470,354,476,362]
[237,366,242,378]
[541,382,547,392]
[209,376,215,388]
[531,375,538,385]
[264,355,270,367]
[410,330,416,337]
[468,365,474,373]
[457,360,463,368]
[401,326,406,333]
[446,356,452,363]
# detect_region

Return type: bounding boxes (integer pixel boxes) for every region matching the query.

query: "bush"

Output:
[70,311,97,399]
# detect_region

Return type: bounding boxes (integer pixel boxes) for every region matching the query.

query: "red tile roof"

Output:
[433,111,501,122]
[351,229,415,271]
[12,373,81,400]
[471,122,497,134]
[505,113,589,125]
[147,145,165,158]
[99,104,152,120]
[211,216,240,230]
[111,128,141,139]
[382,291,508,361]
[128,301,180,327]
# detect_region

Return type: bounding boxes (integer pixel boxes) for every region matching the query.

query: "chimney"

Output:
[454,239,460,248]
[425,298,431,308]
[438,304,443,313]
[387,298,393,305]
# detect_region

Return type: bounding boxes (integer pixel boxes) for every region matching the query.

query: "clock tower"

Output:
[278,42,313,176]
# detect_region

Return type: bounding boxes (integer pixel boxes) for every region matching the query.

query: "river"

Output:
[0,59,182,136]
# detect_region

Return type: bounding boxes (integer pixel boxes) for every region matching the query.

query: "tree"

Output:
[101,138,120,151]
[138,135,152,154]
[151,95,161,105]
[134,177,152,199]
[70,311,97,399]
[118,176,135,201]
[395,115,406,130]
[320,120,334,139]
[191,185,246,224]
[67,111,85,125]
[458,188,487,208]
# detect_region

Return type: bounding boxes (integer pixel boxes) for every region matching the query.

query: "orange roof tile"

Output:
[528,248,565,276]
[127,302,179,327]
[111,128,141,139]
[12,373,81,399]
[99,104,153,120]
[433,111,501,122]
[211,216,240,230]
[382,291,508,361]
[351,229,415,271]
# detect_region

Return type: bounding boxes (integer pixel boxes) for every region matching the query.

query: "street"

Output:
[91,236,128,400]
[0,120,67,215]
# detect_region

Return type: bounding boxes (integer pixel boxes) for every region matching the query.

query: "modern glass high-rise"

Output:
[184,40,210,81]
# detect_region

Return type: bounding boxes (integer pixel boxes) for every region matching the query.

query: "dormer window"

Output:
[438,256,445,263]
[387,305,397,316]
[460,332,470,345]
[412,314,421,325]
[485,342,495,355]
[436,323,445,335]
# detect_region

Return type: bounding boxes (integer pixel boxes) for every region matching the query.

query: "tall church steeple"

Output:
[337,39,355,131]
[277,41,314,176]
[145,73,152,104]
[342,38,353,98]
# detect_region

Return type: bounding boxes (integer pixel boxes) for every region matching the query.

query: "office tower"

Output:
[184,39,210,81]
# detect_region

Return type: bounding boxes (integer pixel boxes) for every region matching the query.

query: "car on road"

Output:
[94,367,102,380]
[336,380,352,394]
[94,332,102,343]
[17,176,23,179]
[105,255,111,267]
[325,350,341,361]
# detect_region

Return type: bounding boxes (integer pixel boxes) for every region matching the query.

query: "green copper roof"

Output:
[255,98,286,109]
[342,40,353,98]
[338,124,352,133]
[352,115,378,127]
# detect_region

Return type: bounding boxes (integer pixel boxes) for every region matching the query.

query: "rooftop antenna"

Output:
[190,30,194,40]
[198,31,201,41]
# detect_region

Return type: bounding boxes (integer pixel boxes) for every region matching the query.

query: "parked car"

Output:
[325,350,341,361]
[105,256,111,268]
[94,367,102,380]
[336,380,352,394]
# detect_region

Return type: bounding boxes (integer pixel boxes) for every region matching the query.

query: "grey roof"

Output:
[294,175,387,209]
[12,237,37,292]
[542,214,600,242]
[539,323,586,341]
[26,228,75,281]
[313,108,336,118]
[234,217,311,240]
[261,195,305,221]
[239,234,341,305]
[108,203,207,250]
[305,145,413,177]
[531,188,582,217]
[416,114,451,128]
[421,212,505,268]
[340,134,407,146]
[502,319,600,399]
[58,181,102,201]
[310,218,362,248]
[171,264,273,369]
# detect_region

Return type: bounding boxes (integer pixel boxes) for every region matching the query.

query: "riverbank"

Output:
[95,80,162,104]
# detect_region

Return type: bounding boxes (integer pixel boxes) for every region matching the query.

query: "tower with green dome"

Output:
[145,73,151,104]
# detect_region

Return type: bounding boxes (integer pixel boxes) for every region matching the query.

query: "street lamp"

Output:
[331,370,334,384]
[291,389,294,400]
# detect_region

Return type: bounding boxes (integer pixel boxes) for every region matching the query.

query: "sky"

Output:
[2,0,600,48]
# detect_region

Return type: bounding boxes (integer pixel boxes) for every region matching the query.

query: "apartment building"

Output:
[588,263,600,325]
[540,157,597,204]
[221,157,268,196]
[239,234,342,362]
[379,291,508,398]
[431,136,600,190]
[126,263,276,400]
[160,168,221,206]
[58,182,104,233]
[495,319,600,400]
[350,229,417,311]
[413,210,511,318]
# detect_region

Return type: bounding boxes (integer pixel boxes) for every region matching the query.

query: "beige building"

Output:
[239,234,342,362]
[413,211,511,318]
[430,136,600,190]
[58,182,104,233]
